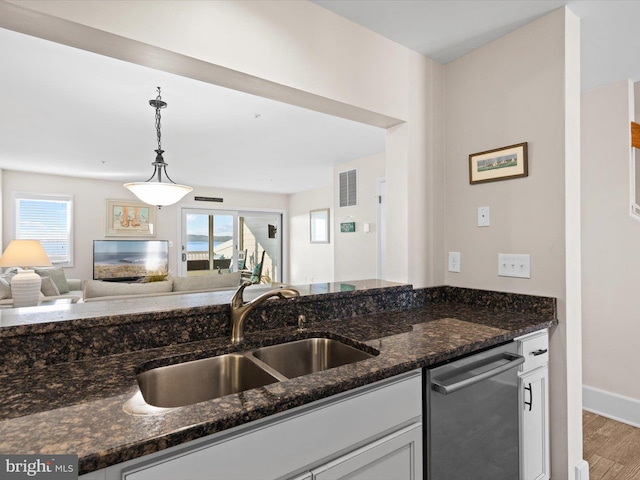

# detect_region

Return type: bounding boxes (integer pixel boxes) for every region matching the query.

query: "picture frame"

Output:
[469,142,528,184]
[310,208,330,243]
[106,199,156,237]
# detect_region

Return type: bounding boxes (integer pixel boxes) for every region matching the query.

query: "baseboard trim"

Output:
[583,385,640,428]
[575,459,590,480]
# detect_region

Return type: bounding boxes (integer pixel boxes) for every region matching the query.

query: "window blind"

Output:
[15,194,73,266]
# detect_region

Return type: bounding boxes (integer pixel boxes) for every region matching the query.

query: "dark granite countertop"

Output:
[0,298,556,475]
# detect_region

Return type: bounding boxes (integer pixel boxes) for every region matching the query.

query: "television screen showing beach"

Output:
[93,240,169,280]
[476,153,518,172]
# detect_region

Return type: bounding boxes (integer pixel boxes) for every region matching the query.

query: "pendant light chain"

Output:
[154,87,163,152]
[151,86,167,153]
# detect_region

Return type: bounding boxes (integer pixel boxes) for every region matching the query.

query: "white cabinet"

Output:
[517,330,550,480]
[91,370,422,480]
[311,423,422,480]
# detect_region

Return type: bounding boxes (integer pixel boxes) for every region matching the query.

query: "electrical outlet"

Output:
[448,251,461,273]
[498,254,530,278]
[478,206,490,227]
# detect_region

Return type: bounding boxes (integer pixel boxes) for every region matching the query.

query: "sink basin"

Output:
[130,337,377,413]
[137,353,280,408]
[252,338,375,379]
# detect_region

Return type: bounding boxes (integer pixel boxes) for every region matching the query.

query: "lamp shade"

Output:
[124,181,193,207]
[0,240,52,268]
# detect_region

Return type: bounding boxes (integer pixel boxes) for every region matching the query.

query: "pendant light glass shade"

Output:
[124,181,192,207]
[125,87,192,208]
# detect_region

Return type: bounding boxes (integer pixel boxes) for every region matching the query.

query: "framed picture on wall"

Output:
[106,199,156,237]
[469,142,528,184]
[310,208,330,243]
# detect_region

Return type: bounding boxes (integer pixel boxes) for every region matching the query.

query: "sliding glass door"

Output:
[181,209,237,275]
[180,208,282,284]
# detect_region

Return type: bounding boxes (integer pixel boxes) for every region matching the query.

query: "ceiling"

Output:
[1,1,639,194]
[314,0,640,92]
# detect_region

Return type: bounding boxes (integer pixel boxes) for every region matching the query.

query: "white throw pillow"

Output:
[0,275,12,299]
[35,267,70,294]
[40,276,61,297]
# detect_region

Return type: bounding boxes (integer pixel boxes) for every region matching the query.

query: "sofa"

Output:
[0,267,83,307]
[82,271,243,302]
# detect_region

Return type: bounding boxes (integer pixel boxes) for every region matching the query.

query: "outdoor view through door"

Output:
[182,208,282,285]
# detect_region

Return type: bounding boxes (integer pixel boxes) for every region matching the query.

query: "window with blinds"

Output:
[339,169,357,207]
[14,193,74,266]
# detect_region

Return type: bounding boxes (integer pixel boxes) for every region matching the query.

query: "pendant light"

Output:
[124,87,192,207]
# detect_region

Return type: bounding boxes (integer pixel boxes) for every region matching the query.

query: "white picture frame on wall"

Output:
[106,199,156,237]
[310,208,330,244]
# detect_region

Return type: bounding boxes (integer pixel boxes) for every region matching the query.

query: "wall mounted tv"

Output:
[93,240,169,282]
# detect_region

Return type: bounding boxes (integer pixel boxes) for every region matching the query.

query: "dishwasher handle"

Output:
[431,353,525,395]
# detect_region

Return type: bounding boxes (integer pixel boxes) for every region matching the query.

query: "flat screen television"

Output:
[93,240,169,282]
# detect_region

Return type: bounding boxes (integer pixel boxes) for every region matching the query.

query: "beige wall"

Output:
[333,152,385,282]
[582,81,640,405]
[635,82,640,121]
[443,8,582,479]
[2,170,288,280]
[288,186,334,284]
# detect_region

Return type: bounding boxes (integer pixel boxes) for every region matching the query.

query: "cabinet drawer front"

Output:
[121,371,422,480]
[518,330,548,373]
[312,423,422,480]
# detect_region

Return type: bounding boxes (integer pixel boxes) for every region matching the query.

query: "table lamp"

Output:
[0,240,52,307]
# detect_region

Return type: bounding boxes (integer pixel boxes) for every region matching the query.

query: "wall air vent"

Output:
[194,196,223,203]
[339,169,357,207]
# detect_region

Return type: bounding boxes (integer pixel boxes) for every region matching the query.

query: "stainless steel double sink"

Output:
[131,337,378,411]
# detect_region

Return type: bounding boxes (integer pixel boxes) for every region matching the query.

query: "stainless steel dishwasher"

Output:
[424,342,525,480]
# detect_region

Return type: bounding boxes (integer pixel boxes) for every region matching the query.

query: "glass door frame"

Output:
[179,206,284,283]
[180,208,239,277]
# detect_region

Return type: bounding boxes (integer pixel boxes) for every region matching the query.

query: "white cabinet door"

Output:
[520,366,549,480]
[312,423,422,480]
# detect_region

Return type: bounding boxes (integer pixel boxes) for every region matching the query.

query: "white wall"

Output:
[582,80,640,422]
[288,151,385,285]
[2,170,288,280]
[288,185,334,285]
[1,0,444,291]
[443,8,582,479]
[333,152,385,282]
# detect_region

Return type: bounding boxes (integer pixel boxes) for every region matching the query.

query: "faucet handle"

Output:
[298,314,306,331]
[231,280,253,307]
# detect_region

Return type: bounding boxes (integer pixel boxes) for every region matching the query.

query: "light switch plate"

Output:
[448,251,461,273]
[498,254,530,278]
[478,206,490,227]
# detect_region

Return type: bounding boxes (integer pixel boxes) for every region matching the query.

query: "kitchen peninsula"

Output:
[0,280,556,478]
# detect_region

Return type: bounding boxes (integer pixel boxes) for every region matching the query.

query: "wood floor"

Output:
[584,410,640,479]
